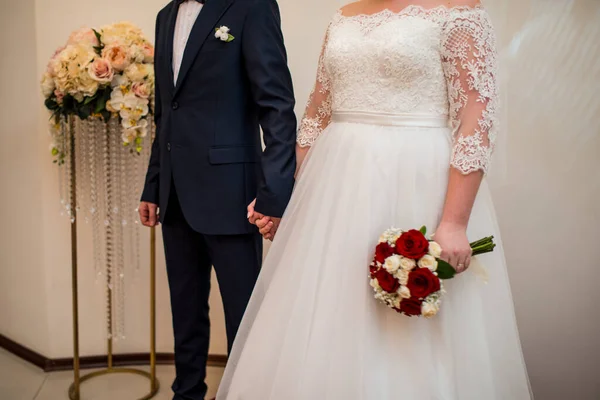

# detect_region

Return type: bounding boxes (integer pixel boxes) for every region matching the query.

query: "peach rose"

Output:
[68,27,99,47]
[88,58,114,84]
[132,82,150,99]
[102,44,130,72]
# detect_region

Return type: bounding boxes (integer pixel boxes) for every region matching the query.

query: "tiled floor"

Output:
[0,348,224,399]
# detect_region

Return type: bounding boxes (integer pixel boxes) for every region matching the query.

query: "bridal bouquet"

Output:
[41,22,155,164]
[369,227,495,318]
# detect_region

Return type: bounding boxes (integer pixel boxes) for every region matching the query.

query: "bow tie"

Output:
[177,0,205,4]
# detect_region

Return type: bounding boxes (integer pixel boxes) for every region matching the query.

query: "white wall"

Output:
[1,1,599,399]
[0,0,50,356]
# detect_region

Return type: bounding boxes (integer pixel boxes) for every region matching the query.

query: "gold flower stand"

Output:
[65,117,160,400]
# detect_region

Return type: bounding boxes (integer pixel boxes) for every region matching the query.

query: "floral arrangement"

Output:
[369,227,496,318]
[41,22,155,164]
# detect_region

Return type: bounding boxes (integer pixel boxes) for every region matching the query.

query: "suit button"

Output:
[172,102,179,110]
[167,143,171,151]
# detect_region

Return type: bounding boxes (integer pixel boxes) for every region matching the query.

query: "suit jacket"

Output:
[142,0,297,235]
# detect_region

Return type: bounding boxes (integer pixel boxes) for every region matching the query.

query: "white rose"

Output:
[399,257,416,271]
[429,241,442,258]
[219,26,230,34]
[384,255,402,274]
[418,255,438,272]
[397,285,411,299]
[422,300,440,318]
[41,73,56,98]
[395,269,409,286]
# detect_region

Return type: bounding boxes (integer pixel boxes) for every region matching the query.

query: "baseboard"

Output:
[0,333,227,372]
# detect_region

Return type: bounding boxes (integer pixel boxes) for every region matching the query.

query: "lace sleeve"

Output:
[441,8,499,175]
[297,24,333,148]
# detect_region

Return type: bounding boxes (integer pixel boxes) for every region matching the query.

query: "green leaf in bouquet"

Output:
[92,29,105,55]
[100,110,112,123]
[436,259,456,280]
[419,226,427,236]
[77,105,91,120]
[95,87,112,114]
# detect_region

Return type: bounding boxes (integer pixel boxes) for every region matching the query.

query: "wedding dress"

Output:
[217,5,531,399]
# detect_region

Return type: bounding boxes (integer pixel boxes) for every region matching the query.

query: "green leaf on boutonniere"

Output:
[419,226,427,236]
[226,34,235,42]
[436,259,456,280]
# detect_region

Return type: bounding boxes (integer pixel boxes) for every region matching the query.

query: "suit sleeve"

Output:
[141,12,163,204]
[242,0,297,218]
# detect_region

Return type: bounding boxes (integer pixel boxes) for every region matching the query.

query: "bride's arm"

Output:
[295,23,333,176]
[436,6,499,272]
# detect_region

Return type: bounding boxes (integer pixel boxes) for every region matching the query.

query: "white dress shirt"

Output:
[173,0,204,84]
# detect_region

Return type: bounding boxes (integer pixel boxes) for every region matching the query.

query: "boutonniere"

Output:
[215,26,234,42]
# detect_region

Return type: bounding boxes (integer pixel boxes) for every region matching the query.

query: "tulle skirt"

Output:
[217,116,532,400]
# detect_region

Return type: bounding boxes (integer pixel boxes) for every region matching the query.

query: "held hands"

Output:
[139,201,159,227]
[433,222,472,274]
[247,199,281,241]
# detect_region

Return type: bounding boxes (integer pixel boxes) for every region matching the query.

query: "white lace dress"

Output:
[217,5,531,400]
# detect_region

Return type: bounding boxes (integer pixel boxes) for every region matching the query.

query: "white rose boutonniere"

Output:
[215,26,234,42]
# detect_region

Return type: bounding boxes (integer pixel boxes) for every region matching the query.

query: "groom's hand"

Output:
[139,201,159,227]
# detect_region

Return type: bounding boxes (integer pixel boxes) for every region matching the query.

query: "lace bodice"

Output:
[297,5,499,175]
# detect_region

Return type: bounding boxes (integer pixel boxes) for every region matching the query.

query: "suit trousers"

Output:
[162,183,262,400]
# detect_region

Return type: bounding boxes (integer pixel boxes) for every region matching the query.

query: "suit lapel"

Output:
[164,1,179,95]
[174,0,234,96]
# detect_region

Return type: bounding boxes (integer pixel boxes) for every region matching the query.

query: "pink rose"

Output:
[88,58,114,83]
[142,43,154,62]
[46,46,66,76]
[68,27,99,47]
[54,90,65,104]
[132,82,150,99]
[102,44,130,72]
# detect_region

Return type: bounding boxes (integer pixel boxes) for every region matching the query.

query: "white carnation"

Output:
[422,299,440,318]
[370,278,381,290]
[398,285,411,299]
[395,269,409,286]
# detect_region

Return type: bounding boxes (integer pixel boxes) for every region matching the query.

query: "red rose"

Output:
[406,268,441,299]
[375,242,395,264]
[370,264,378,278]
[399,298,423,317]
[374,269,400,293]
[396,230,429,260]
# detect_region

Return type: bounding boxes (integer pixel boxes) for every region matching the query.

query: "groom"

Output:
[139,0,296,398]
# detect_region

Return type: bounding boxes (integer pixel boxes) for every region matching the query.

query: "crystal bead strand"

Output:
[90,119,104,279]
[57,117,67,217]
[103,117,114,340]
[65,117,74,223]
[115,126,127,340]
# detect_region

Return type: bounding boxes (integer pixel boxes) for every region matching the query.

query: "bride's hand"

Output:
[433,222,472,274]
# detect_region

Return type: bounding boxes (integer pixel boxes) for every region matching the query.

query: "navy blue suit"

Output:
[141,0,296,398]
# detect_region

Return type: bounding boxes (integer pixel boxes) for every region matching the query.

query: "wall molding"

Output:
[0,333,227,372]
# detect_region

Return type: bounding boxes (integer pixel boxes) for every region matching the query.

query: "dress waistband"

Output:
[332,111,449,128]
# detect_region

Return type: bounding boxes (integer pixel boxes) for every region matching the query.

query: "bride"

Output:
[218,0,532,398]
